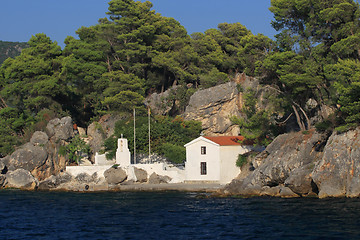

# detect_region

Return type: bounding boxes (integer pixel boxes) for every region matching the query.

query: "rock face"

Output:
[183,82,241,135]
[183,74,280,136]
[104,167,127,184]
[6,169,38,189]
[312,128,360,198]
[224,130,325,197]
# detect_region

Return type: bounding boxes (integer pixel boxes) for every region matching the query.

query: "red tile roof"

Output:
[204,136,246,146]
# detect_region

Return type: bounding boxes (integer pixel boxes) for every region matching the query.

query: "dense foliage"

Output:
[1,0,360,157]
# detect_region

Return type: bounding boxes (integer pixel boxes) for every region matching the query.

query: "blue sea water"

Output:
[0,190,360,240]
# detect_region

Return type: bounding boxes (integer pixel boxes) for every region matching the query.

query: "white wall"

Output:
[66,165,111,179]
[219,145,252,184]
[95,152,115,166]
[185,139,220,182]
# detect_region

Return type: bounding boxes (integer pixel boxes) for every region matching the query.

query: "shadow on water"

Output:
[0,190,359,239]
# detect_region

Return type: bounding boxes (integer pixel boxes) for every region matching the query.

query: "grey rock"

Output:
[182,74,281,135]
[38,175,57,190]
[224,179,263,196]
[285,164,315,196]
[279,186,299,198]
[38,173,73,190]
[104,167,127,184]
[6,169,37,189]
[183,82,241,135]
[8,143,48,172]
[312,128,360,198]
[134,167,147,183]
[75,173,96,183]
[148,172,171,184]
[30,131,49,146]
[46,116,73,140]
[261,186,281,197]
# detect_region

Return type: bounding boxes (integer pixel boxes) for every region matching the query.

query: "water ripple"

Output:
[1,190,360,239]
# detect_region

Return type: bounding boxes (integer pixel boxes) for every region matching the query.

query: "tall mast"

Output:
[133,108,136,164]
[148,107,151,158]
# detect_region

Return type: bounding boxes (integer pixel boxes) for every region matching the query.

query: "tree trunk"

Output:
[292,105,306,131]
[293,102,311,130]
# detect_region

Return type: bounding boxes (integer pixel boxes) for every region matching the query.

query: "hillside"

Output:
[0,40,28,64]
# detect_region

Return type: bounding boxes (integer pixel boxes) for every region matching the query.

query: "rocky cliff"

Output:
[182,73,279,136]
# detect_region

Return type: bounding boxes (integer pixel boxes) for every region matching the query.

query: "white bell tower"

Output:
[116,135,131,167]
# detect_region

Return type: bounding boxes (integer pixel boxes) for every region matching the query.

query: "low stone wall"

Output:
[130,163,185,183]
[66,163,186,183]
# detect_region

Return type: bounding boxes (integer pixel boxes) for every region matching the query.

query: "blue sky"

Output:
[0,0,277,48]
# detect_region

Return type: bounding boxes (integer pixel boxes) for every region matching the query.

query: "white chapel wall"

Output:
[185,139,220,182]
[219,145,252,184]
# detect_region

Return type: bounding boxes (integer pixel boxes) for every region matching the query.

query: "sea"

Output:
[0,190,359,240]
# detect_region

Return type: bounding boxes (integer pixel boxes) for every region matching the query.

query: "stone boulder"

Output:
[6,169,38,189]
[30,131,49,146]
[134,167,148,183]
[46,116,73,140]
[284,164,316,196]
[8,142,48,172]
[104,167,127,184]
[312,128,360,198]
[148,172,171,184]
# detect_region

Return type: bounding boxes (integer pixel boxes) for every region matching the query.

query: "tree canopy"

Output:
[2,0,360,156]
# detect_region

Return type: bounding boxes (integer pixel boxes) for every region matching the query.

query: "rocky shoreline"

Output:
[221,127,360,199]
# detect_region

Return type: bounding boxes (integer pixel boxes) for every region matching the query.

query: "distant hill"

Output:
[0,40,28,65]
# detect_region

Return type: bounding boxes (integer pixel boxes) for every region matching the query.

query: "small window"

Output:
[201,146,206,155]
[200,162,207,175]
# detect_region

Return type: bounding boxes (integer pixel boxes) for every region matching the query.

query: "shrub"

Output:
[160,143,186,164]
[59,135,90,164]
[236,154,248,168]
